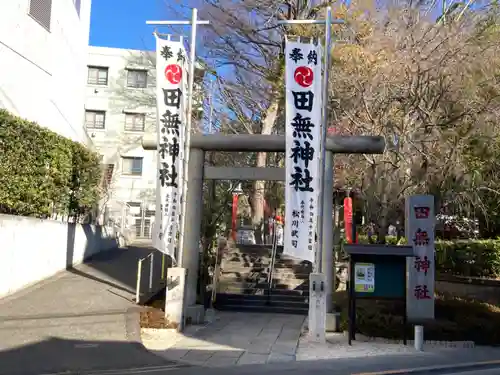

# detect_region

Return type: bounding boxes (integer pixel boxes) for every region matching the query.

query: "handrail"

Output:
[135,258,143,303]
[267,221,278,304]
[210,243,221,307]
[135,250,167,304]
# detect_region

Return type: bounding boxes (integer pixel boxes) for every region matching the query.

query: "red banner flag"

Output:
[231,194,239,241]
[344,197,358,244]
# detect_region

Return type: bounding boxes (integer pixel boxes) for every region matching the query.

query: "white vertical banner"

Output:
[406,195,436,321]
[152,36,188,259]
[284,39,323,263]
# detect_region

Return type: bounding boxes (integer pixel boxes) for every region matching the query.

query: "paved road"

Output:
[449,369,500,375]
[0,245,176,375]
[65,349,500,375]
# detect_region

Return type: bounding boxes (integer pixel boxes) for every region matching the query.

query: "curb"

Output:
[125,306,149,348]
[348,333,475,349]
[353,359,500,375]
[131,307,222,354]
[126,307,195,367]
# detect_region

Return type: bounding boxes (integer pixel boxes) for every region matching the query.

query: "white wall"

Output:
[0,0,92,144]
[0,214,118,299]
[86,46,158,204]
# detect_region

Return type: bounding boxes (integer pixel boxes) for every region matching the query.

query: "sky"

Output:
[89,0,190,51]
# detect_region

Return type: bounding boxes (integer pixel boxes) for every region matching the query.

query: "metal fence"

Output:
[135,251,170,304]
[103,200,134,245]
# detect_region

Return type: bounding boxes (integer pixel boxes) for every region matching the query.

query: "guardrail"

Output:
[135,250,170,304]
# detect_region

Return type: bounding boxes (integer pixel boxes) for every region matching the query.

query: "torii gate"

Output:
[142,133,385,322]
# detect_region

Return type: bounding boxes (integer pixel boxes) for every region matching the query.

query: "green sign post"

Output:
[344,244,414,346]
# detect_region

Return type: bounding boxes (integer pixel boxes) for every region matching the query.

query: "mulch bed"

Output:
[335,291,500,346]
[140,307,181,329]
[140,296,181,330]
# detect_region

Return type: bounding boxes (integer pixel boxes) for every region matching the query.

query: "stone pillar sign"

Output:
[309,272,326,343]
[165,267,187,331]
[406,195,435,322]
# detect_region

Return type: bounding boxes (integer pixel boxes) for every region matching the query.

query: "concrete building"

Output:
[0,0,93,144]
[85,46,157,239]
[85,45,205,240]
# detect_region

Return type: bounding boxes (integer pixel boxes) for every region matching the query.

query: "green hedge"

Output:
[0,109,102,219]
[340,235,500,279]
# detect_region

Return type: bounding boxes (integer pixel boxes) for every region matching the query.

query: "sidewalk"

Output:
[142,311,305,366]
[141,310,500,368]
[0,245,175,375]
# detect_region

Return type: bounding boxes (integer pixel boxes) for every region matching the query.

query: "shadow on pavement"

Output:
[0,336,182,375]
[68,245,155,296]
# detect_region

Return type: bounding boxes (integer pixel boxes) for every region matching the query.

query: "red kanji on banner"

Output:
[294,66,314,87]
[414,285,432,300]
[413,228,430,246]
[414,255,431,275]
[414,206,430,219]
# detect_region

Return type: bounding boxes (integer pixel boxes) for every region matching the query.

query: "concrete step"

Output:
[216,292,308,304]
[218,279,309,290]
[214,301,308,315]
[220,262,312,275]
[218,276,310,288]
[216,298,308,309]
[221,259,309,267]
[220,268,309,280]
[217,283,309,295]
[223,253,311,261]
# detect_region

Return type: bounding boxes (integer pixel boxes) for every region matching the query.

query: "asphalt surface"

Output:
[449,369,500,375]
[2,245,500,375]
[0,245,176,375]
[60,348,500,375]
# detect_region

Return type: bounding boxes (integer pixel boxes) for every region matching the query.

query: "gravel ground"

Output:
[297,332,418,361]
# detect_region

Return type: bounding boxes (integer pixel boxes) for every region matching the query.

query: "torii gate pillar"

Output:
[143,133,385,327]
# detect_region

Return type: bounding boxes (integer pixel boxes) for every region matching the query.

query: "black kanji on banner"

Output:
[160,110,181,136]
[159,163,178,188]
[290,113,315,139]
[158,136,180,164]
[161,45,173,60]
[290,166,314,192]
[307,50,318,65]
[162,88,182,109]
[177,48,186,64]
[289,47,304,62]
[292,91,314,112]
[290,140,315,168]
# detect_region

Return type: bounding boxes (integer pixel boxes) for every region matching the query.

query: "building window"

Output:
[85,110,106,130]
[124,113,146,132]
[122,157,143,176]
[88,66,108,85]
[29,0,52,31]
[127,69,148,88]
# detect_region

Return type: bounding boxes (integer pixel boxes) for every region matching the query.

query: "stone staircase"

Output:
[214,244,312,315]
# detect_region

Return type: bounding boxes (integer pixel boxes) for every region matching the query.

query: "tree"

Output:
[198,0,337,241]
[330,3,500,241]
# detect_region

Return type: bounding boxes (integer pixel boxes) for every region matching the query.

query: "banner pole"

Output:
[177,7,198,266]
[315,6,332,273]
[147,8,210,324]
